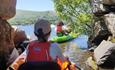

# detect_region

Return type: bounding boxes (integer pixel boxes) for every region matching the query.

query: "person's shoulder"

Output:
[28,40,38,45]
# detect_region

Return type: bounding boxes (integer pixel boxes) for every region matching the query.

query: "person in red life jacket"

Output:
[56,21,66,37]
[24,19,66,70]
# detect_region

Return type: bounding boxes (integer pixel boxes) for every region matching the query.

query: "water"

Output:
[17,25,34,36]
[72,35,88,49]
[16,24,88,49]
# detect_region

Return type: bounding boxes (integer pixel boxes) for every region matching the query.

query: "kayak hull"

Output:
[51,33,79,43]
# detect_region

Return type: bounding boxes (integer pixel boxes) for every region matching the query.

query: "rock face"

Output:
[0,0,16,70]
[88,0,115,69]
[88,0,115,48]
[88,18,112,48]
[104,13,115,37]
[0,19,14,70]
[103,0,115,5]
[94,40,115,68]
[0,0,16,20]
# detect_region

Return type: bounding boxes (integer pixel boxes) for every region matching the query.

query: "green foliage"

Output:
[52,0,93,34]
[8,10,59,25]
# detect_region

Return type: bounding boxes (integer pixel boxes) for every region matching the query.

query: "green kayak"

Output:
[50,32,80,43]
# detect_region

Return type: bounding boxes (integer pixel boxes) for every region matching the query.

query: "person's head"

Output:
[56,21,64,26]
[34,19,51,42]
[12,26,29,44]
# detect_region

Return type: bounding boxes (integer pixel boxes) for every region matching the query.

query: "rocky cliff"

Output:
[0,0,16,70]
[88,0,115,48]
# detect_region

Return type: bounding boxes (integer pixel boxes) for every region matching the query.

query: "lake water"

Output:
[16,25,88,49]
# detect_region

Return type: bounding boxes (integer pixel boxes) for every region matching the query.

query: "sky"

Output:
[16,0,55,11]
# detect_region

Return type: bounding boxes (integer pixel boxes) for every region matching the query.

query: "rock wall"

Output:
[0,0,16,70]
[0,0,16,20]
[88,0,115,48]
[104,13,115,37]
[88,18,112,48]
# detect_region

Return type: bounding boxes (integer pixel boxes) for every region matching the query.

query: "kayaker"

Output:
[12,26,29,54]
[55,21,67,37]
[25,19,66,70]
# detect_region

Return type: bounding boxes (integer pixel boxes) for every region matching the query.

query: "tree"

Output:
[52,0,93,34]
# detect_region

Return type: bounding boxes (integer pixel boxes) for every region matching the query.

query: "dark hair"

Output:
[34,28,51,42]
[56,21,64,26]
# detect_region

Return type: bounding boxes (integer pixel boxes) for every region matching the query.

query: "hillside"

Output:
[8,10,59,25]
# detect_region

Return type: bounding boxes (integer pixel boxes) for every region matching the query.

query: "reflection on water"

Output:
[72,35,88,49]
[63,42,82,61]
[59,41,92,70]
[58,37,88,66]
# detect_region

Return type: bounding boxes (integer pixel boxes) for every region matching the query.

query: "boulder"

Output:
[102,0,115,5]
[104,13,115,37]
[94,40,115,68]
[91,0,115,16]
[0,19,14,70]
[88,19,111,48]
[91,0,109,16]
[0,0,16,20]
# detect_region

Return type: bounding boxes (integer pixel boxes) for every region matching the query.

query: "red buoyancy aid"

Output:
[27,41,52,62]
[56,26,63,33]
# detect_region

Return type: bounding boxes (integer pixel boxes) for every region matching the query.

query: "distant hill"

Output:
[8,10,59,25]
